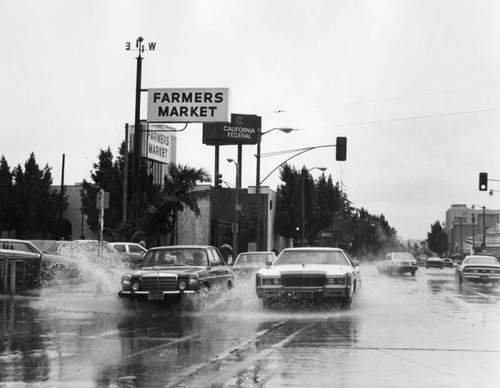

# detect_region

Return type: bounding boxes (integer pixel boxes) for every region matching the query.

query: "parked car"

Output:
[118,245,235,302]
[455,255,500,285]
[425,257,444,269]
[255,247,361,308]
[45,240,131,268]
[0,238,75,284]
[232,251,276,278]
[377,252,418,276]
[442,258,454,268]
[110,242,147,268]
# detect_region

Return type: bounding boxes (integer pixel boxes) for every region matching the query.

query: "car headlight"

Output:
[327,277,346,285]
[262,277,280,286]
[188,273,199,288]
[131,282,140,291]
[179,281,187,290]
[121,275,131,289]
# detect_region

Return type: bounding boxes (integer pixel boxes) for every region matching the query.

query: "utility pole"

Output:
[125,37,156,225]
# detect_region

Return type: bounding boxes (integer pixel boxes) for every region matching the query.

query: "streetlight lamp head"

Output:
[227,158,234,163]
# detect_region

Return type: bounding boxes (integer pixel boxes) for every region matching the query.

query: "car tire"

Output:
[341,297,352,309]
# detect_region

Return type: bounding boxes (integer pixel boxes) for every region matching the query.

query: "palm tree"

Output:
[141,163,211,246]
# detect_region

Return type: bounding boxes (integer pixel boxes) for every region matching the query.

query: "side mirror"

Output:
[353,260,359,267]
[266,258,273,267]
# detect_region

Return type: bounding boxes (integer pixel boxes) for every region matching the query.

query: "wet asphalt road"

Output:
[1,263,499,387]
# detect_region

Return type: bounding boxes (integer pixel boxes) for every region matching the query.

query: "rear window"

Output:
[275,250,350,266]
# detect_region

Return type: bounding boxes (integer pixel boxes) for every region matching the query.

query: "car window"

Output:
[129,245,145,254]
[465,257,498,266]
[208,248,223,265]
[2,241,38,253]
[275,250,350,266]
[113,244,126,253]
[234,253,271,266]
[392,253,415,261]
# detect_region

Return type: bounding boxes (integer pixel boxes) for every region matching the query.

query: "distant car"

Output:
[118,245,235,302]
[425,257,444,269]
[442,258,454,268]
[416,255,428,267]
[110,242,147,268]
[232,251,276,278]
[255,247,361,308]
[377,252,418,276]
[451,253,464,265]
[455,255,500,285]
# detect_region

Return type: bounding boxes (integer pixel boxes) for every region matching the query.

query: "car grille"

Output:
[282,274,326,287]
[141,274,177,291]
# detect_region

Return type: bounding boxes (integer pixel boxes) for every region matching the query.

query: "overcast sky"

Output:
[1,0,499,241]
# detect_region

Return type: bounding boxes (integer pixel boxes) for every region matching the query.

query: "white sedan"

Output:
[255,247,361,308]
[455,255,500,285]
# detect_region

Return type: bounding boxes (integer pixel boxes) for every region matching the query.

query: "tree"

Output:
[426,221,447,256]
[0,156,15,233]
[11,153,63,239]
[81,147,128,234]
[141,163,211,245]
[275,164,303,241]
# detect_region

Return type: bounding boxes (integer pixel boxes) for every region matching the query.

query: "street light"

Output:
[255,127,296,250]
[228,158,240,258]
[301,167,327,247]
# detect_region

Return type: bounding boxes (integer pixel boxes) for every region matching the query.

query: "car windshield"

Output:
[391,253,415,261]
[234,253,274,267]
[141,248,208,268]
[274,250,350,266]
[464,257,499,266]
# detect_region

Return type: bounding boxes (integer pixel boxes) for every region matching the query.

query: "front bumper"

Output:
[118,290,195,301]
[256,286,349,300]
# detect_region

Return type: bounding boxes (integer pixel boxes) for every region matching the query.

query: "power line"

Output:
[297,107,500,131]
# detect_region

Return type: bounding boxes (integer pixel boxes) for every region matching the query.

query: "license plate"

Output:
[148,292,164,300]
[480,275,489,280]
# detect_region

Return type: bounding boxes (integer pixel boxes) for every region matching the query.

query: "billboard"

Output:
[147,88,230,123]
[202,114,261,145]
[129,123,177,164]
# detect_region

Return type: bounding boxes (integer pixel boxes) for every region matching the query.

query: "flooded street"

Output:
[1,263,499,387]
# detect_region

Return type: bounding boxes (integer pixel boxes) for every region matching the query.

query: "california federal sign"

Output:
[147,88,230,123]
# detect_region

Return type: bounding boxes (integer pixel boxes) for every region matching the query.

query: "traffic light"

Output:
[479,172,488,191]
[336,136,347,161]
[215,173,223,188]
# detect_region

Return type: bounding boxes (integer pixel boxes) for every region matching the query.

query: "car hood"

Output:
[131,266,205,276]
[258,264,353,276]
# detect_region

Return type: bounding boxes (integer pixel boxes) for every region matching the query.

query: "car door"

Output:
[207,248,233,287]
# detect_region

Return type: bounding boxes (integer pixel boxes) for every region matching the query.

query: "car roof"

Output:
[464,255,497,260]
[281,247,344,251]
[0,238,35,244]
[148,245,216,250]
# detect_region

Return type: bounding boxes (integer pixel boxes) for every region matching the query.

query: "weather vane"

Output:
[125,36,157,57]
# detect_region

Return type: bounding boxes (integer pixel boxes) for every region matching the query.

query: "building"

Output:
[445,204,500,254]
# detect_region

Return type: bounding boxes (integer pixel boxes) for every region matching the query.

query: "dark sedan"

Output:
[425,257,444,269]
[118,245,235,302]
